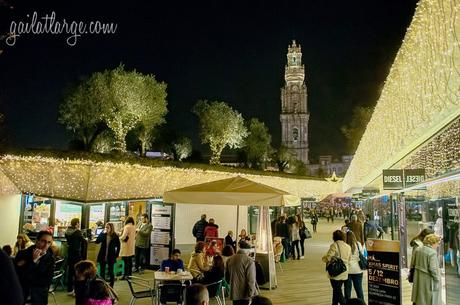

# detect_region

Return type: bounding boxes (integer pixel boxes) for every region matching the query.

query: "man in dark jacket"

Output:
[192,214,208,242]
[135,213,153,273]
[65,218,86,295]
[15,230,55,305]
[275,215,290,260]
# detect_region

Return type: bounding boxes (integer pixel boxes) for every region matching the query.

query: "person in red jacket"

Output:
[204,218,219,238]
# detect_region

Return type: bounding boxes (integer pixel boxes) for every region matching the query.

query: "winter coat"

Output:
[65,227,86,260]
[14,246,55,288]
[188,251,210,278]
[347,220,365,246]
[135,222,153,248]
[322,240,351,281]
[225,251,259,301]
[192,219,208,241]
[411,245,442,305]
[95,233,120,264]
[204,223,219,238]
[119,223,136,257]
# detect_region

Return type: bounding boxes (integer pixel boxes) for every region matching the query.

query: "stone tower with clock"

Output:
[280,40,309,164]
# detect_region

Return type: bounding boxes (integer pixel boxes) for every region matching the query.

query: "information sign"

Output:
[366,239,401,305]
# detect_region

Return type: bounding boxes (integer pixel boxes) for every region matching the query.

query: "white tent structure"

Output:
[163,176,300,289]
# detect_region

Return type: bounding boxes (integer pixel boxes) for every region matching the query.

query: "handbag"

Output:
[305,227,312,239]
[357,243,367,270]
[326,242,347,277]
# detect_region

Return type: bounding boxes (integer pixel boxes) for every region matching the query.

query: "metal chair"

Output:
[126,276,155,305]
[53,258,66,290]
[48,271,64,305]
[158,281,187,305]
[204,279,226,305]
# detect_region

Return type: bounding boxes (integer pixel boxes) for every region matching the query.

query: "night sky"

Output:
[0,0,418,160]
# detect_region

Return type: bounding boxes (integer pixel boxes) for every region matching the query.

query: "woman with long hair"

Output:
[322,230,351,305]
[200,255,225,284]
[95,223,120,287]
[119,217,136,279]
[74,260,98,305]
[188,241,210,279]
[13,234,34,256]
[344,231,365,303]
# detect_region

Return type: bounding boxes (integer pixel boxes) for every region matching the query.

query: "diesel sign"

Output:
[383,170,404,190]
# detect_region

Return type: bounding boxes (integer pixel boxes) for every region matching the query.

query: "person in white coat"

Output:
[119,217,136,279]
[322,230,351,305]
[344,231,365,303]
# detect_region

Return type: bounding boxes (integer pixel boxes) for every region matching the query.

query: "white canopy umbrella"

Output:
[163,175,300,289]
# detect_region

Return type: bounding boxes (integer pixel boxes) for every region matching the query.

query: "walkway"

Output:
[50,218,414,304]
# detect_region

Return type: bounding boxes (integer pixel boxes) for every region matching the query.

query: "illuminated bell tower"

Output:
[280,40,309,164]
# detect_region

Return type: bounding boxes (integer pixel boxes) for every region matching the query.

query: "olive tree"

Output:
[192,100,247,165]
[173,136,193,161]
[243,118,272,169]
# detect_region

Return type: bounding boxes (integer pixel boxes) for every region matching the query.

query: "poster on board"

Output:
[150,203,174,266]
[366,239,401,305]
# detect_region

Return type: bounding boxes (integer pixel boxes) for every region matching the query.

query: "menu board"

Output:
[150,203,173,266]
[366,239,401,305]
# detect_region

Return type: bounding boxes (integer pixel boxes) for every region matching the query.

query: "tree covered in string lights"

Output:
[173,136,192,161]
[59,65,168,153]
[193,100,247,165]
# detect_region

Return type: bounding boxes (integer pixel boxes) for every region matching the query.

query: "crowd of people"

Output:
[1,207,445,305]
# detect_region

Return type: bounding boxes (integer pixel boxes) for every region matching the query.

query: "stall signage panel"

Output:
[382,170,404,190]
[403,169,425,188]
[366,239,401,305]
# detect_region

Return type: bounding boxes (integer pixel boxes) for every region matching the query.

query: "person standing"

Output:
[95,222,120,287]
[310,211,319,233]
[193,214,208,242]
[134,213,153,273]
[347,215,365,247]
[15,230,55,305]
[225,230,236,251]
[226,243,259,305]
[322,230,351,305]
[65,218,86,295]
[288,215,301,260]
[411,234,442,305]
[275,216,290,259]
[298,216,307,259]
[344,231,365,303]
[119,216,136,279]
[204,218,219,238]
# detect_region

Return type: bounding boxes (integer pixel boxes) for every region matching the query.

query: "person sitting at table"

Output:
[205,240,220,257]
[188,241,210,279]
[199,255,225,285]
[160,249,185,272]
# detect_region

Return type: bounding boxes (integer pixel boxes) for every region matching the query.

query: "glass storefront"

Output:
[54,201,83,237]
[88,204,105,236]
[22,195,52,234]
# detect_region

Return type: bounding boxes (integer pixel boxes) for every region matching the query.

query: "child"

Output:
[86,279,112,305]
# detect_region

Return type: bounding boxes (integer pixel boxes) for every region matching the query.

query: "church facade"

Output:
[280,40,309,164]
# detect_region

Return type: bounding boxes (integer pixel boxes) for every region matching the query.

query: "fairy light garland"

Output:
[0,155,341,202]
[344,0,460,192]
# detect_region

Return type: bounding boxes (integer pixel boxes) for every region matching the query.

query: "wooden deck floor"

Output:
[48,219,439,305]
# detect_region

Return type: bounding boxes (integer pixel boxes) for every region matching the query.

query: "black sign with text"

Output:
[403,169,425,188]
[382,170,404,190]
[366,239,401,305]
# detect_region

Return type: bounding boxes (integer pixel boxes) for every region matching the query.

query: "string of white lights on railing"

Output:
[0,155,341,202]
[343,0,460,192]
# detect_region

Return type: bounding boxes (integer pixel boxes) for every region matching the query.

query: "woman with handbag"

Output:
[344,231,365,304]
[322,230,351,305]
[119,217,136,280]
[95,223,120,287]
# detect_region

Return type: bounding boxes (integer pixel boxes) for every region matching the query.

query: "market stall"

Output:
[163,175,300,289]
